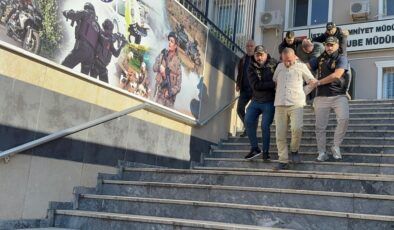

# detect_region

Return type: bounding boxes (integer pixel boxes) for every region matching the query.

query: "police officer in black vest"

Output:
[61,2,100,75]
[90,19,127,83]
[308,36,350,162]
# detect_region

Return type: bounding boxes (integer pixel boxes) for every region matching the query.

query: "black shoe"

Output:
[240,130,247,137]
[273,163,290,170]
[244,148,261,160]
[291,151,301,163]
[262,152,271,162]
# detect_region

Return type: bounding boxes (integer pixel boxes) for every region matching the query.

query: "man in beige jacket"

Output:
[273,48,317,170]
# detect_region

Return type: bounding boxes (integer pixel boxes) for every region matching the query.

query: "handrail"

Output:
[197,96,239,126]
[0,95,239,163]
[0,103,150,163]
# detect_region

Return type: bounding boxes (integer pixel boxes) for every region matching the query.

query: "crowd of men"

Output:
[236,22,351,170]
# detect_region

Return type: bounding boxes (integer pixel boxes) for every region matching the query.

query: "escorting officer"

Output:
[90,19,127,83]
[153,32,182,108]
[235,40,256,137]
[62,2,100,75]
[278,31,302,55]
[313,22,349,56]
[272,48,316,170]
[308,36,350,162]
[244,45,278,161]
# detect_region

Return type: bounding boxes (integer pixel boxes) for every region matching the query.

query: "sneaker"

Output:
[291,151,301,163]
[317,152,329,162]
[239,130,247,137]
[331,146,342,160]
[262,152,271,162]
[244,148,261,160]
[273,163,289,170]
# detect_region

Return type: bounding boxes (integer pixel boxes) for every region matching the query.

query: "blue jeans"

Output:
[245,100,275,152]
[236,91,252,126]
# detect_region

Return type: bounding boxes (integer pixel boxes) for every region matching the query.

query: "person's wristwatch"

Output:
[317,80,321,86]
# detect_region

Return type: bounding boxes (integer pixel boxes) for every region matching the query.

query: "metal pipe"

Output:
[0,103,150,161]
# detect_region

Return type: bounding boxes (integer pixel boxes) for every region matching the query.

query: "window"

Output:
[384,0,394,16]
[383,67,394,99]
[287,0,332,28]
[379,0,394,18]
[375,61,394,99]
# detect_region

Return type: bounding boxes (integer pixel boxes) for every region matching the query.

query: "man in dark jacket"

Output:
[312,22,349,56]
[244,45,278,160]
[278,31,302,55]
[235,40,255,137]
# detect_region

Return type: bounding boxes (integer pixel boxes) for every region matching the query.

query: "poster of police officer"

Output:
[0,0,208,119]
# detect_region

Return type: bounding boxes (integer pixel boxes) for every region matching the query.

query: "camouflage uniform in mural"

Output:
[153,32,182,108]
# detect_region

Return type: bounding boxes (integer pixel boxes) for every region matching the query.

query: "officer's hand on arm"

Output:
[317,68,345,86]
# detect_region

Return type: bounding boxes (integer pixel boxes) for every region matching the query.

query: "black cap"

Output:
[326,22,336,30]
[285,31,295,39]
[325,36,339,45]
[168,31,178,44]
[254,45,267,54]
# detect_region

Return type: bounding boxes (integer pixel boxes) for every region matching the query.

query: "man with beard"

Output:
[243,45,278,161]
[308,36,350,162]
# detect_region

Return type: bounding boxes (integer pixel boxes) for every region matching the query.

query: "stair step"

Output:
[218,143,394,153]
[54,210,282,230]
[202,158,394,175]
[75,194,394,230]
[99,180,394,215]
[223,137,394,145]
[210,150,394,163]
[234,130,394,138]
[120,167,394,195]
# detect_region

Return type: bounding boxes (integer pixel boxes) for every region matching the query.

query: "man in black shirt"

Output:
[278,31,302,55]
[313,22,349,56]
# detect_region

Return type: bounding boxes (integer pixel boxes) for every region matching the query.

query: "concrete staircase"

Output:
[3,100,394,230]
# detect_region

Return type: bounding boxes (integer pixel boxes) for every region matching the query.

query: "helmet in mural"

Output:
[102,19,114,32]
[84,2,95,14]
[167,31,178,44]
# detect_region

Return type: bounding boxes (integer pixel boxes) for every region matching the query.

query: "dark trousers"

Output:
[90,61,109,83]
[236,91,252,127]
[245,100,275,152]
[61,40,95,75]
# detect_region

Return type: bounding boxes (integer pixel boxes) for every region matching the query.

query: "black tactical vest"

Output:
[76,12,100,48]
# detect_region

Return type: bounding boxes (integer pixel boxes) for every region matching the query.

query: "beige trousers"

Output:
[275,105,304,163]
[313,95,349,153]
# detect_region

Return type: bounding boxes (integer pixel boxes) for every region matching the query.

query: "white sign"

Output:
[292,19,394,52]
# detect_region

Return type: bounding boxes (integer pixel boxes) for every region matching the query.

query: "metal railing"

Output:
[0,96,239,163]
[178,0,246,55]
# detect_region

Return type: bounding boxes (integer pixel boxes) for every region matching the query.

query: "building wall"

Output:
[258,0,394,100]
[0,32,239,220]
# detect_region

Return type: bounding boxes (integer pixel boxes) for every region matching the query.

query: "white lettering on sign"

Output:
[290,19,394,52]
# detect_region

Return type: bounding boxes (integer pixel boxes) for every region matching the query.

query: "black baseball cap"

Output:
[285,31,295,39]
[254,45,267,54]
[325,36,339,45]
[326,22,336,30]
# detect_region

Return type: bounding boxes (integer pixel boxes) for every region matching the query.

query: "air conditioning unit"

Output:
[260,11,282,29]
[350,0,369,21]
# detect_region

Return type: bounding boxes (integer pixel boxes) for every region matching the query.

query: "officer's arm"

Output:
[63,10,84,21]
[248,68,275,91]
[317,68,345,85]
[312,34,325,43]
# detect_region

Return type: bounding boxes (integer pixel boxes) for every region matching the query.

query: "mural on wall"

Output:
[0,0,208,119]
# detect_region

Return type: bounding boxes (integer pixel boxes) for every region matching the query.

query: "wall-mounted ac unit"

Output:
[350,0,369,21]
[260,11,282,29]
